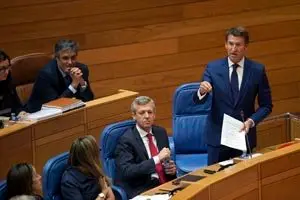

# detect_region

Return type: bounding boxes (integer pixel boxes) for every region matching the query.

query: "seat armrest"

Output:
[112,185,128,200]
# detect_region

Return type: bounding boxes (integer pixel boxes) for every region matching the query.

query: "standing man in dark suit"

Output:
[114,96,176,198]
[194,27,273,165]
[26,39,94,113]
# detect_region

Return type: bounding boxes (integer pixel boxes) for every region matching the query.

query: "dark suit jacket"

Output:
[114,125,176,198]
[61,166,101,200]
[26,59,94,113]
[194,57,273,149]
[0,72,23,117]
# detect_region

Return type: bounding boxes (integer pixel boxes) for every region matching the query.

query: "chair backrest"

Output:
[42,152,69,200]
[0,180,7,200]
[173,82,212,154]
[11,53,51,104]
[100,120,136,181]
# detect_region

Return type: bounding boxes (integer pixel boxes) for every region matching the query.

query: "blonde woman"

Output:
[61,135,114,200]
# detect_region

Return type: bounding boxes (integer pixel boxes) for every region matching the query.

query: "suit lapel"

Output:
[235,58,253,107]
[216,58,234,104]
[54,60,68,88]
[133,127,149,159]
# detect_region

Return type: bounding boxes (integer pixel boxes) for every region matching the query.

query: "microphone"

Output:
[240,110,252,159]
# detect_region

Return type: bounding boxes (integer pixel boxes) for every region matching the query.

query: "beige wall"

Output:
[1,0,300,133]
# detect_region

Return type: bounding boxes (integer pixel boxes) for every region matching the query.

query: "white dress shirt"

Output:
[136,125,160,179]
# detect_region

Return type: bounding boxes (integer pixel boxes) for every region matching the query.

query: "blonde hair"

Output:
[68,135,108,190]
[131,96,156,113]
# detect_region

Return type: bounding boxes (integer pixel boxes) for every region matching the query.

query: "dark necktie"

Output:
[231,64,239,103]
[146,133,168,184]
[64,74,72,86]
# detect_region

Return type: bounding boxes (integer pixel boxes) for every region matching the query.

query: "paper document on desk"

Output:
[221,114,247,151]
[130,194,170,200]
[25,107,62,121]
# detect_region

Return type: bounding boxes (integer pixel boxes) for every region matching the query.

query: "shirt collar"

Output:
[228,57,245,69]
[136,124,152,138]
[56,61,67,77]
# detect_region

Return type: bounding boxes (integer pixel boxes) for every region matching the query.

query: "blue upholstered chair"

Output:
[0,180,7,200]
[100,120,136,200]
[173,82,211,176]
[42,151,126,200]
[42,152,69,200]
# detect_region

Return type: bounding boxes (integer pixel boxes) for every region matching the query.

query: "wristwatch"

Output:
[80,81,87,90]
[98,193,106,199]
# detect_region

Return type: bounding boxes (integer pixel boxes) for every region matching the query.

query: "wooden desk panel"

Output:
[257,118,288,150]
[0,89,138,179]
[171,185,209,200]
[86,90,136,125]
[261,174,300,200]
[260,150,300,179]
[210,166,258,200]
[33,109,85,139]
[86,90,136,141]
[34,125,85,172]
[146,143,300,200]
[88,113,131,142]
[260,145,300,199]
[0,125,32,179]
[290,117,300,139]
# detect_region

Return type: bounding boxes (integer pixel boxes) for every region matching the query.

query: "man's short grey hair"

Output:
[54,39,79,58]
[9,195,35,200]
[131,96,155,113]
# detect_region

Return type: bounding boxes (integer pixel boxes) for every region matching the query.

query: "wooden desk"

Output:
[144,142,300,200]
[0,123,34,180]
[0,89,138,179]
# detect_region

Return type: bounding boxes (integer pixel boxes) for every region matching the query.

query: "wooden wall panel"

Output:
[0,0,69,9]
[1,0,300,135]
[183,0,300,19]
[91,66,204,98]
[78,39,178,65]
[1,0,199,26]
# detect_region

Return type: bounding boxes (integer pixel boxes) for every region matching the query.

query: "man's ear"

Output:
[132,112,136,120]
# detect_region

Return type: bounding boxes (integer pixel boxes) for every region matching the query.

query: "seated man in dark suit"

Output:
[114,96,177,198]
[26,39,94,113]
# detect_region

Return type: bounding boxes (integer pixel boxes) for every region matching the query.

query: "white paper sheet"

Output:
[130,194,170,200]
[218,159,234,166]
[25,107,62,121]
[221,114,247,151]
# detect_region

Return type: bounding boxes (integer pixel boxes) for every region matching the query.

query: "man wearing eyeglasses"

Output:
[26,39,94,113]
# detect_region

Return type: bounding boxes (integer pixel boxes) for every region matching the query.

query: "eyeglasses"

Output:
[0,65,11,73]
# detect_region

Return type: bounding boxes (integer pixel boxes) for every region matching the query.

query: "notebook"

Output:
[42,97,85,112]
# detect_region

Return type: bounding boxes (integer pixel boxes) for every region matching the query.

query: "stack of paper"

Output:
[25,107,62,121]
[221,114,247,151]
[42,97,85,112]
[130,194,170,200]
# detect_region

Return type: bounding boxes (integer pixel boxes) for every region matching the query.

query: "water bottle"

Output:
[11,113,17,121]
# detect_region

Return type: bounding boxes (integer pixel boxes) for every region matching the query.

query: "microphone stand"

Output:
[240,111,252,159]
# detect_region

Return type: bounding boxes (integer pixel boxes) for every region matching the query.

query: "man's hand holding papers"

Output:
[221,114,247,151]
